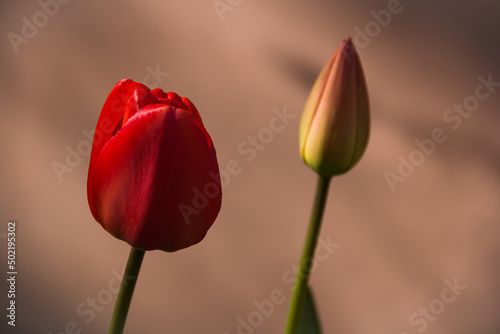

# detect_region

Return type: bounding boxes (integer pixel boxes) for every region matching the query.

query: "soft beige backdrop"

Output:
[1,1,499,333]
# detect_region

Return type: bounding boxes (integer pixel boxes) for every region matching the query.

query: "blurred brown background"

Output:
[1,0,500,333]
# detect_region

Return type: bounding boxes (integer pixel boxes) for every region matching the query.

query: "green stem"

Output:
[108,247,145,334]
[285,175,331,334]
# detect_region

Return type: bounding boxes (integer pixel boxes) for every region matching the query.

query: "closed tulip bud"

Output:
[87,79,221,252]
[299,38,370,177]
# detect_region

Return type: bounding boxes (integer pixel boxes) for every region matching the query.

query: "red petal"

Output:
[150,88,167,99]
[88,80,149,218]
[88,80,149,175]
[122,87,159,127]
[182,96,203,124]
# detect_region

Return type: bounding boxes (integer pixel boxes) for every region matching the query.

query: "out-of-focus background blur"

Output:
[1,0,500,333]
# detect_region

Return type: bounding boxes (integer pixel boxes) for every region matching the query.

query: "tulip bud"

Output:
[87,79,221,252]
[299,38,370,177]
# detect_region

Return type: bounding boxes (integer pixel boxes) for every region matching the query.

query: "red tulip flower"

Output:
[87,79,221,252]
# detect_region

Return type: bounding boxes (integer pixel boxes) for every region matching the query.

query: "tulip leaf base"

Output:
[108,247,145,334]
[285,176,330,334]
[298,286,322,334]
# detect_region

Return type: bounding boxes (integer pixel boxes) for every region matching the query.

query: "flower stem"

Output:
[108,247,145,334]
[285,175,331,334]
